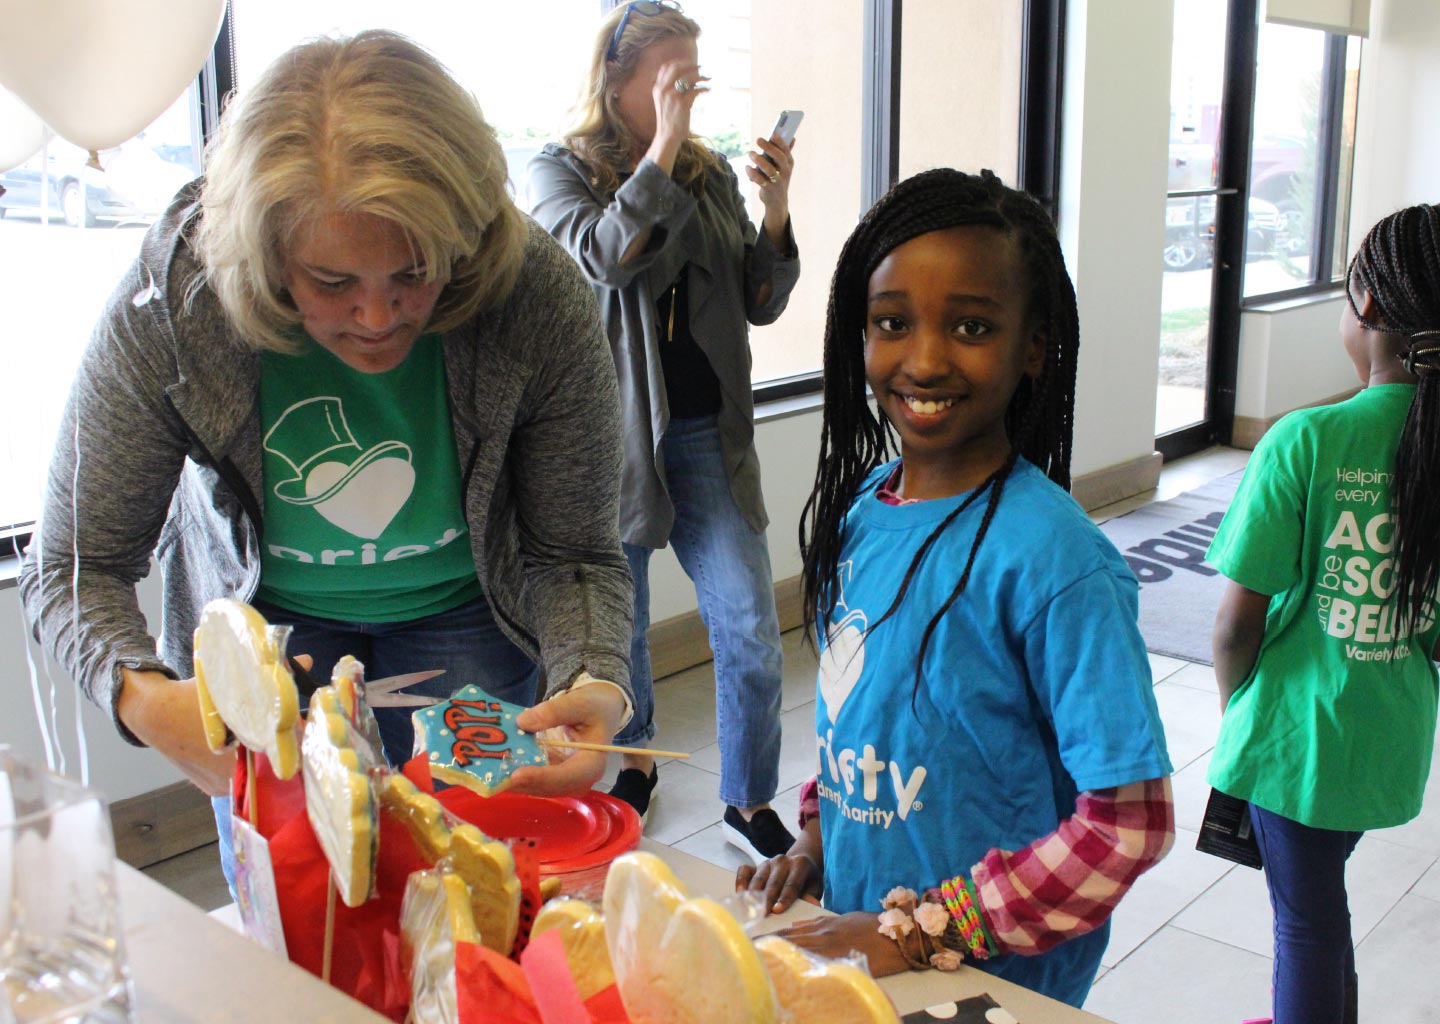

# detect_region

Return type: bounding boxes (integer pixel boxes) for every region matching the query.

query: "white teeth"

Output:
[904,396,955,415]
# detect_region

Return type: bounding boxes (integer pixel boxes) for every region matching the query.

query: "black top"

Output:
[656,265,722,418]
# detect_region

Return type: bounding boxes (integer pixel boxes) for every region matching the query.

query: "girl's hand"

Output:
[771,911,912,978]
[746,136,795,246]
[736,849,823,915]
[647,58,708,170]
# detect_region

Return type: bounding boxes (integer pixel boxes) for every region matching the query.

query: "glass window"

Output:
[232,0,865,388]
[1242,24,1361,299]
[0,89,204,542]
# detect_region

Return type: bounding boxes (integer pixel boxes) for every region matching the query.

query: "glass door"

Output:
[1156,0,1232,443]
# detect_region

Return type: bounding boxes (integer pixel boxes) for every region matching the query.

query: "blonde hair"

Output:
[562,3,720,196]
[193,30,527,353]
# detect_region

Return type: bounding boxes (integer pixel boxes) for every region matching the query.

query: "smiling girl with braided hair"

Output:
[736,168,1174,1008]
[1207,203,1440,1024]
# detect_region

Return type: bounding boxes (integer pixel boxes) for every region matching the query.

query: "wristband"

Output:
[939,874,996,961]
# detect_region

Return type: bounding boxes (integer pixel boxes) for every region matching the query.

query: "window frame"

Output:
[1238,26,1358,308]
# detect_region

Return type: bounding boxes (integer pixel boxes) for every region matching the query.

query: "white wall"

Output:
[1059,0,1174,478]
[0,574,182,801]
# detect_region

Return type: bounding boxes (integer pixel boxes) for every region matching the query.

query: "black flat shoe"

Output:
[608,765,660,826]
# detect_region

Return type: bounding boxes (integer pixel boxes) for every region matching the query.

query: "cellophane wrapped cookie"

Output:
[302,685,380,907]
[401,866,482,1024]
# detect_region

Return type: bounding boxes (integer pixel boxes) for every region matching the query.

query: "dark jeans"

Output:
[1249,803,1362,1024]
[212,593,539,892]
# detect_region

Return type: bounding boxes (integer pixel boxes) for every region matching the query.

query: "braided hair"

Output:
[799,168,1080,701]
[1346,204,1440,635]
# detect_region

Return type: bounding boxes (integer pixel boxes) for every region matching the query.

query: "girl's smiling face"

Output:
[864,224,1045,499]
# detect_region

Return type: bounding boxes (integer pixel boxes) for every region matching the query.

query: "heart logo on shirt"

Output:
[307,456,416,539]
[818,610,867,723]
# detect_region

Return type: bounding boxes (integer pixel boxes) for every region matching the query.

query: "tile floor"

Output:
[147,446,1440,1022]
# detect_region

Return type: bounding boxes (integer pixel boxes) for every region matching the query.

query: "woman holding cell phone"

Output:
[528,0,800,862]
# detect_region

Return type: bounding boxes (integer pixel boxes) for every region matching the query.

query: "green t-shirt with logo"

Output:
[255,334,482,623]
[1207,384,1440,831]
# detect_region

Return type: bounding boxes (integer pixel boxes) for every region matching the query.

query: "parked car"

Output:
[0,139,194,227]
[1164,195,1283,272]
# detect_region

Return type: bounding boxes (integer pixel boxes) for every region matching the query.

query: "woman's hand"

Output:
[771,911,912,978]
[118,668,236,796]
[736,849,823,915]
[644,57,708,175]
[508,681,628,796]
[746,136,795,247]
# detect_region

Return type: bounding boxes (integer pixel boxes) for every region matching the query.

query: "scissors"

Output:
[286,656,446,709]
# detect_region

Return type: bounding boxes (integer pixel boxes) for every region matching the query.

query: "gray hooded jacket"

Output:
[19,183,633,744]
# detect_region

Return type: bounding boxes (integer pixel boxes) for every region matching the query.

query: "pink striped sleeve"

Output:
[798,775,821,830]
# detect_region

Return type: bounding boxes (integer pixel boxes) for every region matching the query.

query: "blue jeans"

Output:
[1249,803,1362,1024]
[211,593,539,892]
[618,415,784,808]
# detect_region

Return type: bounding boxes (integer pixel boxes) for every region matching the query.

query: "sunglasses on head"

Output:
[607,0,681,61]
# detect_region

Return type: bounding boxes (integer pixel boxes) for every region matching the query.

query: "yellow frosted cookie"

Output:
[401,868,480,1024]
[532,897,614,999]
[301,686,378,907]
[329,655,384,763]
[603,851,777,1024]
[755,935,899,1022]
[379,774,521,956]
[192,599,300,779]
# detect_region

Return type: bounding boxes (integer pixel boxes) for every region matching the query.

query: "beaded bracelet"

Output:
[939,875,996,961]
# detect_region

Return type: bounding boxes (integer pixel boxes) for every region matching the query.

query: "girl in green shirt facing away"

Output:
[1207,204,1440,1024]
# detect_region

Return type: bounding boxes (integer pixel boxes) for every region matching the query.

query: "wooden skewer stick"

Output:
[538,738,691,760]
[245,748,259,828]
[322,879,336,984]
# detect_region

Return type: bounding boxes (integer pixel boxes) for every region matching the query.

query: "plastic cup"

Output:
[0,747,133,1023]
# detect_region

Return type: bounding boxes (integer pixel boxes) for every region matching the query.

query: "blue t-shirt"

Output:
[815,459,1172,1007]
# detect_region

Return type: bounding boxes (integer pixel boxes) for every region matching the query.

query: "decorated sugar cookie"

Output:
[532,897,614,1000]
[413,685,548,796]
[755,935,898,1023]
[401,867,481,1024]
[329,655,384,763]
[302,686,379,907]
[380,774,522,956]
[193,599,300,779]
[603,851,778,1024]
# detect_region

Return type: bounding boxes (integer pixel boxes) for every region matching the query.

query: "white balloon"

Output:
[0,0,225,153]
[0,83,47,172]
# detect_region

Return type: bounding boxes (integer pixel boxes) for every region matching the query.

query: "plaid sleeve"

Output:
[798,775,821,830]
[968,777,1175,956]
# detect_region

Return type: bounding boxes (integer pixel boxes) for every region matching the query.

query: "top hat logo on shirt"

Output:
[263,396,415,540]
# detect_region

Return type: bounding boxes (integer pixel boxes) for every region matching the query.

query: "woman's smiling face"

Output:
[863,224,1045,499]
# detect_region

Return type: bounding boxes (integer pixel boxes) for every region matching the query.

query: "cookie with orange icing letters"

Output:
[193,599,300,779]
[379,774,522,955]
[401,867,481,1024]
[603,851,778,1024]
[302,685,379,907]
[412,685,548,796]
[532,897,615,1000]
[755,935,899,1022]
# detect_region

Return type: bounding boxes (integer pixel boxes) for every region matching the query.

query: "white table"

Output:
[115,844,1115,1022]
[642,839,1115,1023]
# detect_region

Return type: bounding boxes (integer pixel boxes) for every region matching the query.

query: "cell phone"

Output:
[769,109,804,147]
